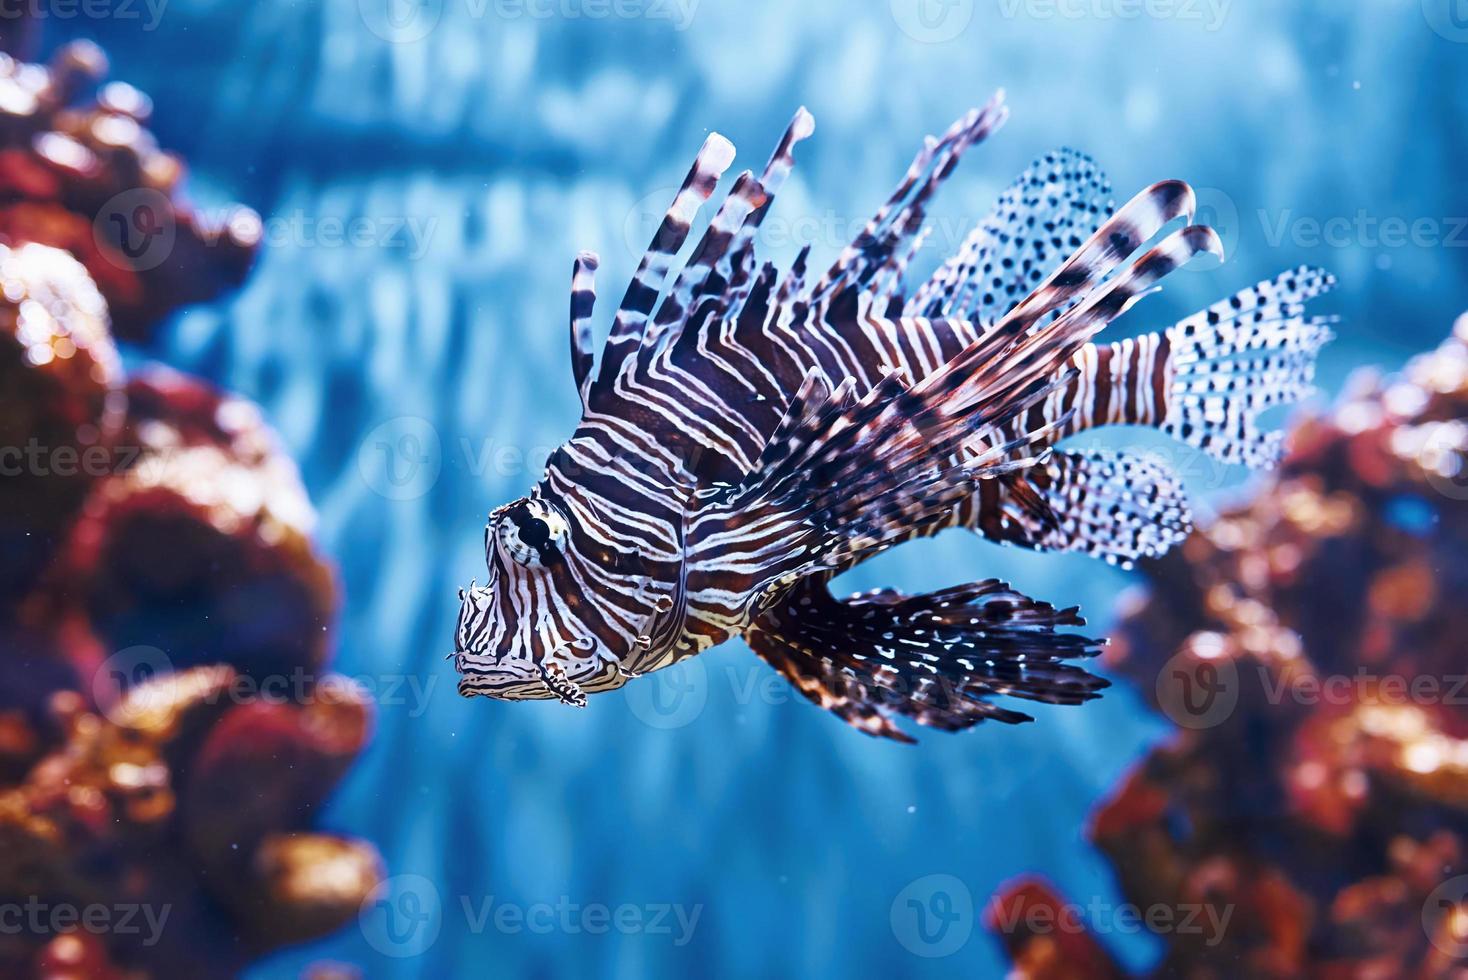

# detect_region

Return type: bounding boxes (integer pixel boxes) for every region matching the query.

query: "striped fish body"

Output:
[454,96,1335,740]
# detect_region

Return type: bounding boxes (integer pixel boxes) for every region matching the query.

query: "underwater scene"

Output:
[2,1,1468,977]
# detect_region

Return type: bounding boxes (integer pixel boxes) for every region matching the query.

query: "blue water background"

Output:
[41,1,1468,975]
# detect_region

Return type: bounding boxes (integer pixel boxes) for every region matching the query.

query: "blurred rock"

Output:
[243,833,383,947]
[992,319,1468,976]
[0,43,259,340]
[985,878,1128,980]
[0,612,102,731]
[30,933,126,980]
[182,679,372,869]
[0,670,381,978]
[60,367,339,682]
[0,240,120,610]
[0,42,375,979]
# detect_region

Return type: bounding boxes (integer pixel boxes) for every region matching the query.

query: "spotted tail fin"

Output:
[1001,267,1335,469]
[745,577,1107,742]
[1162,266,1337,467]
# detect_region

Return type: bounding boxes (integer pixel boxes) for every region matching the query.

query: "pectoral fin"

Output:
[744,575,1108,742]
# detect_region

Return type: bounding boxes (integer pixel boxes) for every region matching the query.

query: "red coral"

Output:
[0,240,121,607]
[58,368,339,682]
[0,43,259,340]
[994,319,1468,977]
[0,43,378,980]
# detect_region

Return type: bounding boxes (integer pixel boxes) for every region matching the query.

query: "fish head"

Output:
[453,491,655,704]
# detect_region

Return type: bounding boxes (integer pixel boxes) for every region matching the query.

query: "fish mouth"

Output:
[455,661,626,703]
[456,669,559,702]
[454,635,614,703]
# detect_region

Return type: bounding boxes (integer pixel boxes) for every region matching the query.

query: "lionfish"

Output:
[453,92,1335,741]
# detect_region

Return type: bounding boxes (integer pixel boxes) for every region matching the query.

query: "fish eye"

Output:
[494,497,570,567]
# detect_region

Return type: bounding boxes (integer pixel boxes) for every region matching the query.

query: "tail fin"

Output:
[1026,267,1337,467]
[1162,266,1337,466]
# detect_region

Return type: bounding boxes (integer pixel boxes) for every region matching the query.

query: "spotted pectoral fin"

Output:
[743,576,1108,742]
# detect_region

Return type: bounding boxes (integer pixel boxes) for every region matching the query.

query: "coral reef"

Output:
[57,367,338,680]
[990,318,1468,976]
[0,45,378,979]
[0,676,378,977]
[0,241,120,606]
[0,41,260,340]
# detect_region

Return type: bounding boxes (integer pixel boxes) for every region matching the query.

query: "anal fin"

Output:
[1018,450,1192,568]
[744,576,1108,742]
